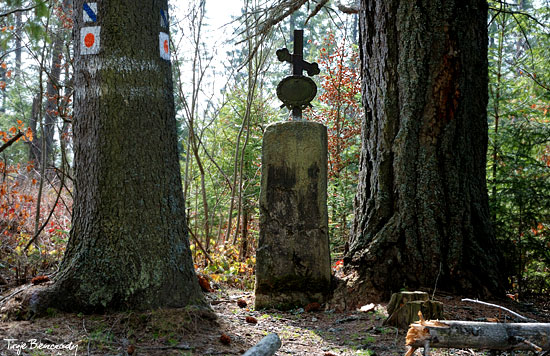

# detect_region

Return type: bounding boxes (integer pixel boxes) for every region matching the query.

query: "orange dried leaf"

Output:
[197,274,213,292]
[25,127,33,141]
[219,334,231,345]
[237,299,247,308]
[305,302,322,312]
[31,275,50,285]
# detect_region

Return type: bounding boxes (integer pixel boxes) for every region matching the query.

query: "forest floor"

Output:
[0,285,549,356]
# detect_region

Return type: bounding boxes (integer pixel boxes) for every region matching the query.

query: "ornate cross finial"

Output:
[276,29,320,120]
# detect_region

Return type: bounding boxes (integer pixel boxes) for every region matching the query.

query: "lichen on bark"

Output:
[26,0,204,314]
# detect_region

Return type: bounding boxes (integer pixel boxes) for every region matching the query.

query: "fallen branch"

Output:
[461,298,536,322]
[405,314,550,355]
[0,285,31,306]
[243,333,281,356]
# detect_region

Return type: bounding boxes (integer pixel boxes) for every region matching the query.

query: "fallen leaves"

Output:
[219,333,231,345]
[305,302,321,312]
[245,316,257,324]
[237,299,247,308]
[31,275,50,285]
[198,275,213,293]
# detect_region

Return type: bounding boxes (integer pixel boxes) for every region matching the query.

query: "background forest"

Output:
[0,0,548,297]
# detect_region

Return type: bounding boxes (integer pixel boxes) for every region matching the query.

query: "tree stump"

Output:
[384,291,443,329]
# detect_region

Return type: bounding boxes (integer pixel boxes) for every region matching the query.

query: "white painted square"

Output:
[83,2,97,22]
[159,32,170,61]
[81,26,100,55]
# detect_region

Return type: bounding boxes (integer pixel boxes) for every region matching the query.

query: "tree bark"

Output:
[340,0,504,305]
[28,0,204,313]
[15,11,22,76]
[41,29,64,168]
[28,97,41,162]
[406,320,550,352]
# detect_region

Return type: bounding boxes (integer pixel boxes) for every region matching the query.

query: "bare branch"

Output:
[305,0,330,25]
[337,2,359,14]
[461,298,536,322]
[235,0,309,68]
[488,6,547,28]
[24,172,66,251]
[0,3,41,18]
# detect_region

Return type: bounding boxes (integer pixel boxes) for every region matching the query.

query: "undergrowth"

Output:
[0,164,71,285]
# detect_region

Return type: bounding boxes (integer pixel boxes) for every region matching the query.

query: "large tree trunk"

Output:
[340,0,504,305]
[29,0,204,312]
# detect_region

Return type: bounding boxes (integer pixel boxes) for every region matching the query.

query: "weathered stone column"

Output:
[255,121,331,310]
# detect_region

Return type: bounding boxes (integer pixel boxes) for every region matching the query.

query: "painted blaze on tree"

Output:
[28,0,204,312]
[339,0,504,305]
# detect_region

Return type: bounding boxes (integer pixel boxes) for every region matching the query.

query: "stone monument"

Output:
[255,29,331,310]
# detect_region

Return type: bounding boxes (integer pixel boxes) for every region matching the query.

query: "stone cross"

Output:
[276,29,320,120]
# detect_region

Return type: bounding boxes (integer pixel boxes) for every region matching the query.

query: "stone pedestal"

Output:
[255,121,331,310]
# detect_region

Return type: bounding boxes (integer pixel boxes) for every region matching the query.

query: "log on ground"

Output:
[406,320,550,352]
[242,333,281,356]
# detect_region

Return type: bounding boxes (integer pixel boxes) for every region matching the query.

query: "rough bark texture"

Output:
[386,291,429,316]
[28,0,204,313]
[406,321,550,351]
[339,0,503,306]
[384,291,443,330]
[255,121,331,310]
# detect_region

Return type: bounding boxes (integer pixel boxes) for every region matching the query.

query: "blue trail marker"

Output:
[160,9,169,28]
[83,2,97,23]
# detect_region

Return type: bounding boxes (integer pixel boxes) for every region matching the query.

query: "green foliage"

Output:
[184,83,277,282]
[26,21,45,42]
[306,32,361,258]
[33,1,48,19]
[488,0,550,296]
[1,0,548,300]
